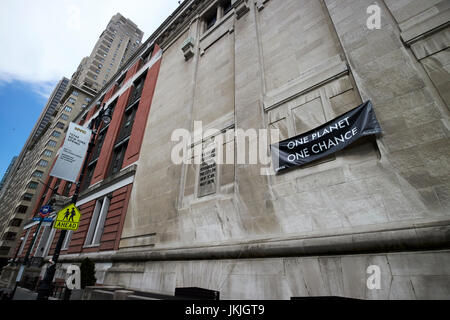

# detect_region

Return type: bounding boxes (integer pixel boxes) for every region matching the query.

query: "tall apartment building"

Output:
[0,83,95,261]
[0,14,143,263]
[71,13,144,93]
[0,78,68,201]
[0,157,17,194]
[31,78,70,143]
[4,0,450,300]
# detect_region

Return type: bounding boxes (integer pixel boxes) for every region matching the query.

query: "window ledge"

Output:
[83,244,100,249]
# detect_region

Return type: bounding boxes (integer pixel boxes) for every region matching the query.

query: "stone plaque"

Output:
[198,143,217,198]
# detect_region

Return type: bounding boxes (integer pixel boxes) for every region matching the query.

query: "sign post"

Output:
[53,204,81,231]
[10,205,52,299]
[37,121,97,300]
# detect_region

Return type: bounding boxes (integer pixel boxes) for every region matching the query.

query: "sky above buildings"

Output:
[0,0,180,178]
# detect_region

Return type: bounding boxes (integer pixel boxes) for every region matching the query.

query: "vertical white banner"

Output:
[50,122,92,183]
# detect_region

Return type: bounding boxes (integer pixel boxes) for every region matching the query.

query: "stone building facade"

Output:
[8,0,450,299]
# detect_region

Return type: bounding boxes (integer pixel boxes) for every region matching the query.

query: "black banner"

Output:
[271,101,382,174]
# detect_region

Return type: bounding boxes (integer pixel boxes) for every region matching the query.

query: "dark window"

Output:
[116,74,126,89]
[3,232,16,241]
[204,9,217,31]
[91,130,107,161]
[81,164,96,192]
[29,182,39,189]
[116,100,137,144]
[9,219,22,227]
[109,141,128,176]
[63,182,73,197]
[52,179,61,196]
[128,72,147,107]
[22,193,33,202]
[80,113,88,126]
[223,0,232,14]
[16,205,28,214]
[141,47,153,63]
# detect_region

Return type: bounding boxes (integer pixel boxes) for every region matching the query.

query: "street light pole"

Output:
[36,106,110,300]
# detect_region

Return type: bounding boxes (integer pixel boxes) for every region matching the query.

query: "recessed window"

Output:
[73,91,79,96]
[223,0,232,14]
[63,182,73,197]
[23,193,34,201]
[85,196,111,247]
[81,163,96,191]
[33,170,44,178]
[69,98,76,104]
[60,114,69,121]
[38,160,49,168]
[43,149,53,157]
[204,8,217,31]
[109,141,128,176]
[51,131,61,138]
[62,231,73,250]
[16,205,28,214]
[9,218,23,227]
[28,182,39,190]
[55,122,65,129]
[47,140,57,148]
[64,106,72,113]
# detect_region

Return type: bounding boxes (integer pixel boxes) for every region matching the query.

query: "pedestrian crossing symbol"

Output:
[53,204,81,231]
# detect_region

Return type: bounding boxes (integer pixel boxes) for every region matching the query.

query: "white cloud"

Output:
[0,0,180,91]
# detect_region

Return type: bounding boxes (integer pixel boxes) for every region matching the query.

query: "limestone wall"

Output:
[120,0,449,251]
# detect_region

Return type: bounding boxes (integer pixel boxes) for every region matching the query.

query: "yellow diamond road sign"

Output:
[53,204,81,231]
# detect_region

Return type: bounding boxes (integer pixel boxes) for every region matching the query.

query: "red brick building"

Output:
[13,43,162,283]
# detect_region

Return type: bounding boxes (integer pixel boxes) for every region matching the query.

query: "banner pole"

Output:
[36,122,98,300]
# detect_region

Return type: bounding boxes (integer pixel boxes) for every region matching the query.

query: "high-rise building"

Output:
[0,157,17,193]
[0,77,68,259]
[71,13,144,93]
[0,13,142,263]
[31,78,70,143]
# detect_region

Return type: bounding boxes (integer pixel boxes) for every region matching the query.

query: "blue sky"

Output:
[0,81,56,177]
[0,0,179,181]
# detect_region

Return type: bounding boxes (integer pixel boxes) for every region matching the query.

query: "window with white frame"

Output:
[35,225,55,258]
[42,226,57,257]
[85,196,110,247]
[62,230,73,250]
